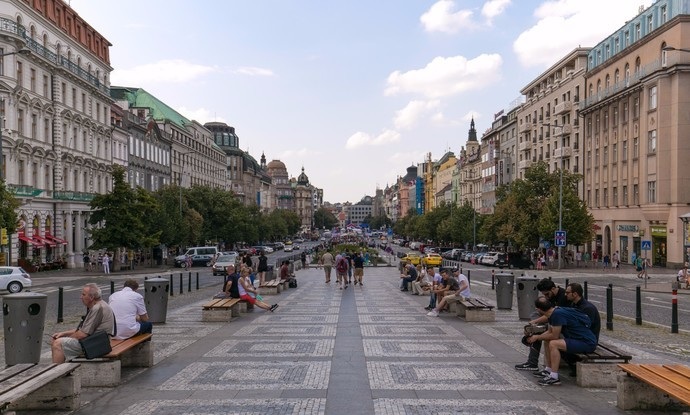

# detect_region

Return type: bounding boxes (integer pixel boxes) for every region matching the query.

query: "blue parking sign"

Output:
[555,231,567,247]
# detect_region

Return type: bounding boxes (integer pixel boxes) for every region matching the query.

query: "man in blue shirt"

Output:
[527,296,596,386]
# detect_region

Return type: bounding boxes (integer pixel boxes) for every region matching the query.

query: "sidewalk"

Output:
[33,265,690,415]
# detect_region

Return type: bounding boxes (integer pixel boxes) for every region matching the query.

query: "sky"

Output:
[68,0,652,203]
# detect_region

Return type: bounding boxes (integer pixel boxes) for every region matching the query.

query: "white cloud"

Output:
[385,54,503,99]
[514,0,653,68]
[394,100,440,129]
[111,59,217,85]
[234,66,275,77]
[346,129,401,149]
[279,148,322,159]
[421,0,476,34]
[177,107,226,124]
[482,0,511,22]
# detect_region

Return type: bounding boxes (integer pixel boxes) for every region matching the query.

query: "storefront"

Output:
[651,226,667,267]
[616,224,640,264]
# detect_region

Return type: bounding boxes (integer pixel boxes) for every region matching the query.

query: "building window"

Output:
[613,106,619,125]
[635,23,641,41]
[31,114,37,138]
[633,137,639,158]
[648,130,656,153]
[633,96,640,119]
[603,188,608,207]
[613,187,618,206]
[17,109,24,135]
[647,15,653,33]
[661,5,667,24]
[623,102,629,122]
[612,143,618,162]
[16,61,23,86]
[648,181,656,203]
[633,184,639,204]
[649,85,657,110]
[595,189,600,207]
[622,185,628,205]
[30,68,36,91]
[43,75,49,97]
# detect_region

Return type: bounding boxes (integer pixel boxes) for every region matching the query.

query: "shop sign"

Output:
[650,226,667,236]
[617,224,639,232]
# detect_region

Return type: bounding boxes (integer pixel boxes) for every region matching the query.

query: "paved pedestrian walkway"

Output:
[33,265,689,414]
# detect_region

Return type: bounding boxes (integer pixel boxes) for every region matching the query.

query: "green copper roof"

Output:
[111,86,191,129]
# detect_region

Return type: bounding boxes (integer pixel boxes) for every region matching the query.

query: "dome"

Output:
[297,166,309,185]
[266,159,287,170]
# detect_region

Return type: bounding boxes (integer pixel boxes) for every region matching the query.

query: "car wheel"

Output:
[509,264,515,269]
[7,281,23,293]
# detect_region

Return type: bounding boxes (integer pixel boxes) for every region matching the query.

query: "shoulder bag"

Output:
[79,311,117,359]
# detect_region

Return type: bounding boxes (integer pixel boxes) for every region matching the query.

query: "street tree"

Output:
[313,207,338,230]
[0,180,20,235]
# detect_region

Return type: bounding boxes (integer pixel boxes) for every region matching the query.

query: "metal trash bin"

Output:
[3,292,47,365]
[144,277,169,323]
[517,277,540,319]
[495,272,515,310]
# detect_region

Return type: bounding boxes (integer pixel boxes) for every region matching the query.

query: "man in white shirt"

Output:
[109,279,152,339]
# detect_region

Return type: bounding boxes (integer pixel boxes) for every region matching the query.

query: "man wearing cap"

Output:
[427,268,470,317]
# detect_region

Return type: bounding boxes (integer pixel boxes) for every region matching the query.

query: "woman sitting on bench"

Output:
[238,266,278,312]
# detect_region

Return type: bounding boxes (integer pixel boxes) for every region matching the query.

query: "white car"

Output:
[0,267,32,293]
[284,245,294,252]
[211,254,238,276]
[480,252,500,266]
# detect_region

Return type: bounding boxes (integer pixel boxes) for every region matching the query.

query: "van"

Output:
[174,246,218,267]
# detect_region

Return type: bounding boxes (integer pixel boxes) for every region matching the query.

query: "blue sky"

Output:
[69,0,651,203]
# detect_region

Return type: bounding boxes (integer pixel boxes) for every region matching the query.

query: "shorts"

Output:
[60,337,85,361]
[354,268,363,277]
[240,293,256,305]
[564,338,596,354]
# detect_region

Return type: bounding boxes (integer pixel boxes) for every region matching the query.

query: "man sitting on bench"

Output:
[426,268,468,317]
[526,297,597,386]
[109,279,152,339]
[50,283,116,363]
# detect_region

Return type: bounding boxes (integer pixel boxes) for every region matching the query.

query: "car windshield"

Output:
[217,256,235,262]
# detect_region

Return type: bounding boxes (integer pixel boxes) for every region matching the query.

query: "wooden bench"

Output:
[454,297,495,322]
[202,298,241,321]
[259,279,282,295]
[0,363,81,412]
[73,333,153,387]
[617,363,690,411]
[574,342,633,388]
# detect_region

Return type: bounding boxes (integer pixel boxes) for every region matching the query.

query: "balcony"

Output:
[553,146,573,158]
[554,101,573,115]
[553,124,573,136]
[9,185,42,197]
[53,191,96,201]
[519,123,532,133]
[518,140,532,152]
[518,159,532,170]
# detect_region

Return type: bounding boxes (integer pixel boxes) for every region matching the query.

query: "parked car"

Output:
[496,253,535,270]
[0,266,32,293]
[480,252,500,266]
[211,254,238,276]
[421,253,443,267]
[284,244,294,252]
[400,252,422,266]
[174,246,218,267]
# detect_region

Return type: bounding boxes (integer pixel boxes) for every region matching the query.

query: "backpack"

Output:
[336,257,348,273]
[288,278,297,288]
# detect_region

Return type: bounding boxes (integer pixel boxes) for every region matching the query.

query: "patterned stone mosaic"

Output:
[373,398,573,414]
[363,339,492,358]
[204,339,335,358]
[159,361,330,390]
[368,362,539,391]
[233,324,337,337]
[360,324,463,337]
[357,306,426,314]
[274,306,341,314]
[118,399,327,415]
[252,314,339,324]
[359,315,436,324]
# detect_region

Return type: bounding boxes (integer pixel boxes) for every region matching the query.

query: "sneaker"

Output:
[533,369,551,378]
[514,363,539,371]
[269,304,279,312]
[426,310,439,317]
[344,284,348,289]
[359,282,363,287]
[538,376,561,386]
[354,281,358,285]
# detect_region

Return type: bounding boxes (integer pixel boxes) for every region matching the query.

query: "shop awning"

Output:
[18,234,43,248]
[45,234,68,245]
[33,234,56,247]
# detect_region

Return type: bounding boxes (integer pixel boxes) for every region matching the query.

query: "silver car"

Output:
[0,267,32,293]
[212,254,238,276]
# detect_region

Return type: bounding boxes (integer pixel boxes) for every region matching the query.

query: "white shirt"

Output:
[456,273,471,298]
[109,287,147,339]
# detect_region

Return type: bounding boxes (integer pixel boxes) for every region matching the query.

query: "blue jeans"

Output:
[428,292,437,308]
[138,321,153,334]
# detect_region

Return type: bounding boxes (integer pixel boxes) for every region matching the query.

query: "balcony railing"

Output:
[553,124,573,136]
[518,140,531,152]
[519,123,532,133]
[53,191,96,201]
[9,185,42,197]
[0,17,110,96]
[553,101,573,115]
[553,146,573,158]
[518,159,532,170]
[582,59,662,110]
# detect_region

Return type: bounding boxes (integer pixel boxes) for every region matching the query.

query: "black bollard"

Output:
[169,274,174,297]
[196,272,199,290]
[179,273,183,295]
[188,272,192,292]
[584,281,588,299]
[565,278,569,288]
[672,287,679,334]
[467,270,471,286]
[110,280,115,295]
[57,287,64,323]
[491,270,495,290]
[635,286,642,325]
[606,284,613,331]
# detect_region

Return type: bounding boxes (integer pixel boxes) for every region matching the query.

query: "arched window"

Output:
[30,25,36,39]
[661,42,668,66]
[42,33,48,48]
[605,74,610,89]
[625,63,630,86]
[614,69,620,84]
[635,57,641,74]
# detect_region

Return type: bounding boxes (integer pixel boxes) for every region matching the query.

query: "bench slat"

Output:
[665,364,690,380]
[579,343,632,362]
[203,298,240,310]
[619,364,690,406]
[0,364,34,386]
[0,363,79,407]
[105,333,152,358]
[641,364,690,391]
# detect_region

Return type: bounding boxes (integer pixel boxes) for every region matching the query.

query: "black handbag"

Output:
[79,330,112,359]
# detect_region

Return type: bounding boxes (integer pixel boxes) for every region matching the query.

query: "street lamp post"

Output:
[558,160,563,270]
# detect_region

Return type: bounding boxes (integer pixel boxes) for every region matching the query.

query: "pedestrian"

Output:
[257,251,268,286]
[677,262,689,289]
[612,251,620,271]
[582,251,590,268]
[102,253,110,274]
[321,250,334,283]
[352,252,365,286]
[575,251,582,268]
[109,279,152,340]
[603,253,610,269]
[300,251,307,268]
[335,254,349,290]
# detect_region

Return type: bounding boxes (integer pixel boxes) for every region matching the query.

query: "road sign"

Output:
[555,230,567,247]
[641,240,652,251]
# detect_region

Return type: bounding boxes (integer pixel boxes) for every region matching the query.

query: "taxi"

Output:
[400,252,422,266]
[421,253,443,267]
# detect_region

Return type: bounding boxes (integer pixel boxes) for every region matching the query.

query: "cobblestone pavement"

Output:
[16,265,690,415]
